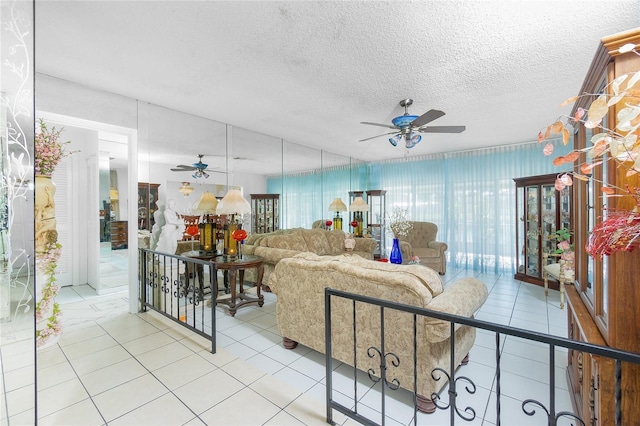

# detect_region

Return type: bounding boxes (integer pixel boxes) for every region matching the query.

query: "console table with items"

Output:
[182,251,264,317]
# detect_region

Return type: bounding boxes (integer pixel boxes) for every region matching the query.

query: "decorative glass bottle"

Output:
[390,238,403,264]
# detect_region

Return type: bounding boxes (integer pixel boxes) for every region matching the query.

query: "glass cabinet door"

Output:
[251,194,279,234]
[516,186,525,274]
[514,173,571,286]
[541,183,558,259]
[525,185,540,278]
[365,190,386,259]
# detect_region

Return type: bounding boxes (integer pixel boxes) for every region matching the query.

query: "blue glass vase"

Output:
[390,238,403,264]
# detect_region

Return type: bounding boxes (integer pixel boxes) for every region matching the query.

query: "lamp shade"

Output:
[349,196,369,212]
[328,198,347,212]
[217,189,251,215]
[194,191,218,214]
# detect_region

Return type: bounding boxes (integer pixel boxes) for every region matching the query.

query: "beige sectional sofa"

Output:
[269,253,488,413]
[243,228,376,288]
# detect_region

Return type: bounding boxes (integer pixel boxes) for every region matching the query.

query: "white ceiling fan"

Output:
[360,99,466,148]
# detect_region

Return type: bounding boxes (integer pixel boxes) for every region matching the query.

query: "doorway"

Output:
[37,112,137,302]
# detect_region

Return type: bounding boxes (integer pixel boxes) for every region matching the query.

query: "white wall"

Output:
[36,74,138,129]
[115,166,129,221]
[37,74,270,197]
[50,125,98,287]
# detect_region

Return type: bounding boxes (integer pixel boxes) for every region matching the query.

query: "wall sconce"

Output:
[349,196,369,237]
[179,182,194,197]
[216,189,251,259]
[194,191,218,252]
[328,198,347,230]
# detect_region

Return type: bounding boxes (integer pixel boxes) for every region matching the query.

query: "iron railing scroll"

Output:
[139,248,216,353]
[324,288,640,426]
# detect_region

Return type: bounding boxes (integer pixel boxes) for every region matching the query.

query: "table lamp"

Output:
[349,196,369,237]
[194,191,218,252]
[328,198,347,230]
[217,189,251,259]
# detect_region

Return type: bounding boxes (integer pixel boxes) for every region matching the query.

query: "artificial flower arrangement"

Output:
[34,118,77,347]
[36,241,62,347]
[551,228,575,269]
[538,42,640,258]
[387,207,413,239]
[35,118,76,176]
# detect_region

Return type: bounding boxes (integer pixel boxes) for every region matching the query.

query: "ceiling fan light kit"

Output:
[360,98,465,148]
[170,154,215,179]
[389,131,422,148]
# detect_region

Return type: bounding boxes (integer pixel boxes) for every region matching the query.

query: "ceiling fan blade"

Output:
[358,131,397,142]
[360,121,397,129]
[417,125,466,133]
[171,166,196,171]
[410,109,446,128]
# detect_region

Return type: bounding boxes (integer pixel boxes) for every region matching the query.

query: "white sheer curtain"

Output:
[269,140,572,273]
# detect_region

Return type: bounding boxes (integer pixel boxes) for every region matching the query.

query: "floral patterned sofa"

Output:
[269,253,488,413]
[243,228,376,289]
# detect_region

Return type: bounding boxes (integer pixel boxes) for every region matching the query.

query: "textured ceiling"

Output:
[35,1,640,173]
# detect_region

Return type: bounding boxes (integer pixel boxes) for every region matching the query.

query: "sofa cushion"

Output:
[293,252,444,297]
[264,232,308,251]
[324,230,348,255]
[300,229,332,255]
[342,255,444,297]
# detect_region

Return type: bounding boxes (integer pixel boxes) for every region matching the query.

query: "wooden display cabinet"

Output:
[138,182,160,230]
[564,28,640,425]
[514,173,571,288]
[251,194,279,234]
[110,220,128,250]
[365,190,386,259]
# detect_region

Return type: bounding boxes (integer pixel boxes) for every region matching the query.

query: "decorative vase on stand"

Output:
[390,238,403,264]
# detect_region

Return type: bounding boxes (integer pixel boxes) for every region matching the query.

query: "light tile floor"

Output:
[26,267,571,425]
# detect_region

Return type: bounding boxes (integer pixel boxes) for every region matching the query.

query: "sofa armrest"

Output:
[254,246,301,265]
[424,277,488,342]
[427,240,448,253]
[399,241,412,260]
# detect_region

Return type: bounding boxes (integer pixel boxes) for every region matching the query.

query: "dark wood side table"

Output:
[210,254,264,317]
[181,250,219,300]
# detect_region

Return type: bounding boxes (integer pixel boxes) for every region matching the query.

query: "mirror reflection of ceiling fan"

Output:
[170,154,227,179]
[360,99,466,149]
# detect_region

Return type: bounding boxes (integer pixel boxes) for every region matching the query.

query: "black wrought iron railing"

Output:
[139,248,216,353]
[324,288,640,426]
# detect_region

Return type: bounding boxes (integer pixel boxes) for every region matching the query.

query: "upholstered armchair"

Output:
[312,219,330,230]
[394,221,447,274]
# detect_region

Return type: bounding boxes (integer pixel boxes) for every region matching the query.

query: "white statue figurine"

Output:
[149,202,165,250]
[155,199,185,254]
